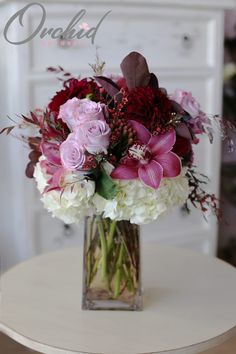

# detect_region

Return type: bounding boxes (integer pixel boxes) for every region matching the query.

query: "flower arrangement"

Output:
[2,52,234,310]
[2,52,228,224]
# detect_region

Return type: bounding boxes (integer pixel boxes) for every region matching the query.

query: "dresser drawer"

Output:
[25,4,219,73]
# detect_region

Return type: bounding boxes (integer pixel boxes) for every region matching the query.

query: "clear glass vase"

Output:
[82,215,142,311]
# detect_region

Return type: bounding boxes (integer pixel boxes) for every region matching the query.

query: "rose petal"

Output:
[129,120,151,144]
[111,160,139,180]
[138,160,163,189]
[148,130,176,156]
[154,152,181,178]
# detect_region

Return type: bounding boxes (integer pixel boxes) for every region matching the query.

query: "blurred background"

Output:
[0,0,236,274]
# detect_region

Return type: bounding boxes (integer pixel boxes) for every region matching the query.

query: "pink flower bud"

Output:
[170,89,207,134]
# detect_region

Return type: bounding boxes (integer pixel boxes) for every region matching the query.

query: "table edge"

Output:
[1,320,236,354]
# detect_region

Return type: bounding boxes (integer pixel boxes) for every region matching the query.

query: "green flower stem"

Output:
[116,225,135,269]
[123,264,135,293]
[86,218,93,287]
[95,219,117,273]
[91,256,100,278]
[114,242,125,298]
[107,220,117,254]
[96,216,108,284]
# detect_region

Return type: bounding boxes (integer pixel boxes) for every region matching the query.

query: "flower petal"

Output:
[41,141,61,166]
[44,168,65,193]
[138,160,163,189]
[154,152,181,178]
[176,122,193,140]
[129,120,151,144]
[148,130,176,156]
[111,160,139,180]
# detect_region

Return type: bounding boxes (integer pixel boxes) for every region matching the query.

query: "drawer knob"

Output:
[182,33,193,50]
[63,223,74,238]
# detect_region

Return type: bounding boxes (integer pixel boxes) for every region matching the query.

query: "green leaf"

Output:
[96,168,118,200]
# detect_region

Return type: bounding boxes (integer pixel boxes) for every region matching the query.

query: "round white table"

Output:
[0,244,236,354]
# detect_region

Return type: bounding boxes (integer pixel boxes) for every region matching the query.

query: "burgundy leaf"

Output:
[120,52,150,90]
[0,126,15,135]
[171,100,185,114]
[30,111,40,124]
[25,162,35,178]
[47,67,58,72]
[176,122,194,140]
[159,88,167,95]
[95,76,120,97]
[28,137,41,151]
[149,73,159,88]
[29,150,41,163]
[22,115,38,126]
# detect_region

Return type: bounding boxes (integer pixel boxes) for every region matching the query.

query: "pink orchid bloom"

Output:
[111,121,181,189]
[40,141,65,192]
[41,141,61,166]
[44,168,65,193]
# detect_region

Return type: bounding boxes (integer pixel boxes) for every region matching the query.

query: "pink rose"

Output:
[59,98,106,131]
[170,89,207,134]
[60,133,86,171]
[77,120,111,154]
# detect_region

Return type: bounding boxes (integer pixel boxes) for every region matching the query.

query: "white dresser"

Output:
[0,0,235,270]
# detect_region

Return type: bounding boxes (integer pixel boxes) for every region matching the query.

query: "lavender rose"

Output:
[60,133,86,171]
[77,120,111,154]
[170,89,207,134]
[59,97,106,131]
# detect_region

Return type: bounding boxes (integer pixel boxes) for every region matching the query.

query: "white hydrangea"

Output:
[92,169,189,224]
[33,159,95,224]
[34,157,189,225]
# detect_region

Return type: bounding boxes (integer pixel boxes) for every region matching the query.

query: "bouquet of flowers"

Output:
[2,52,233,310]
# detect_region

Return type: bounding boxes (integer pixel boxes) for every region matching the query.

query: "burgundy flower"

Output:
[48,78,100,114]
[111,121,181,189]
[116,77,127,89]
[173,136,192,157]
[122,86,172,132]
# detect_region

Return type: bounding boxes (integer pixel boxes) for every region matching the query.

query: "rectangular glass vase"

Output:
[82,215,142,311]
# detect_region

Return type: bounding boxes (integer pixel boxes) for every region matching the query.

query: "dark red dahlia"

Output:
[116,77,127,89]
[172,136,192,157]
[172,136,193,167]
[48,78,101,114]
[121,86,172,132]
